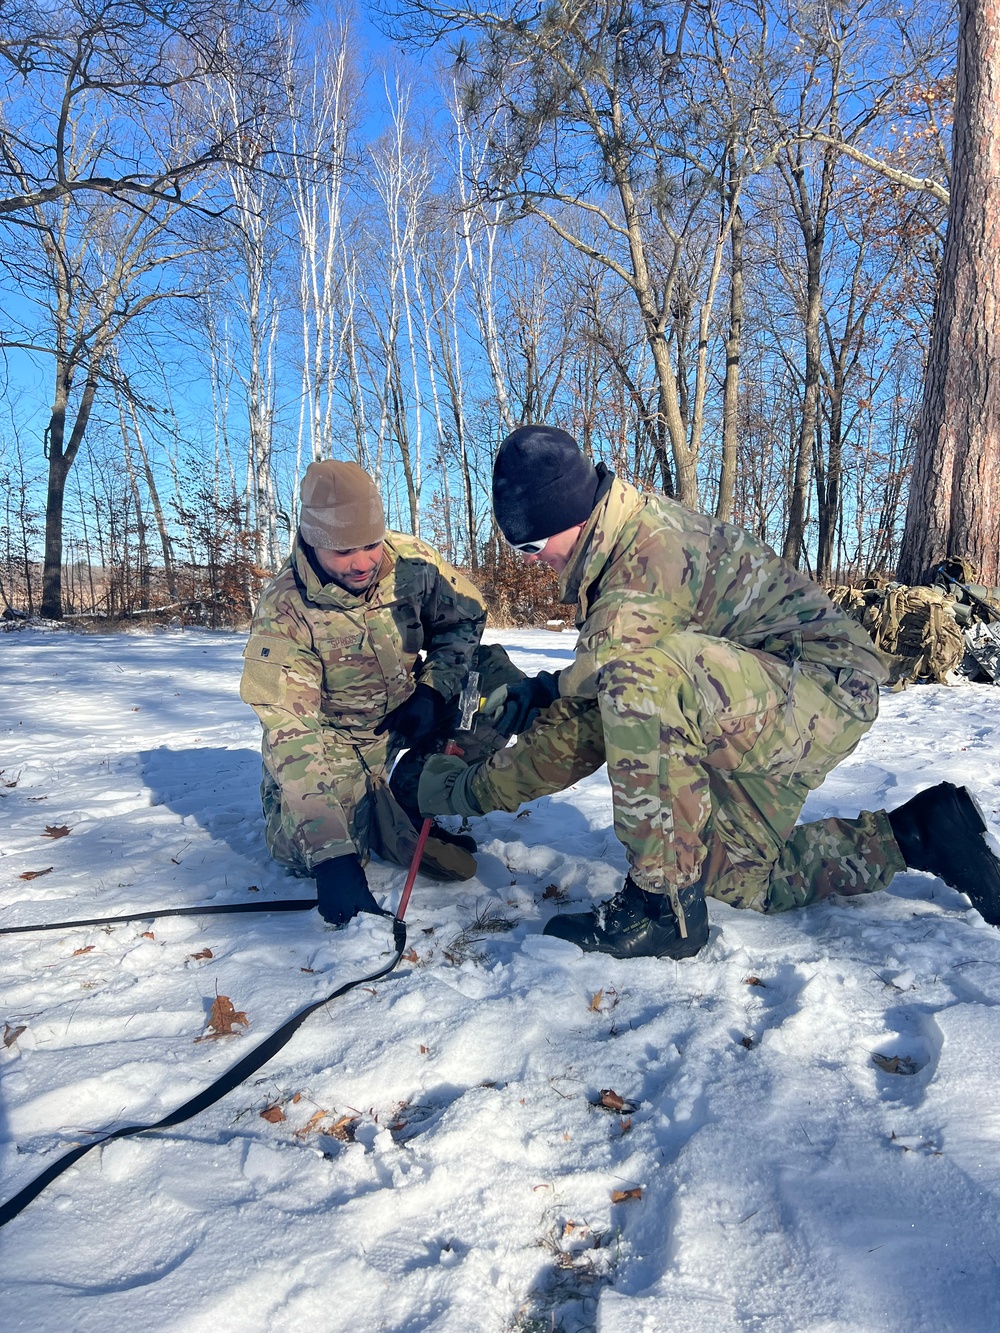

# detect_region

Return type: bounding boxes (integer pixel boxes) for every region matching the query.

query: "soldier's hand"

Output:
[481,671,561,738]
[418,752,484,818]
[314,853,389,926]
[375,683,447,746]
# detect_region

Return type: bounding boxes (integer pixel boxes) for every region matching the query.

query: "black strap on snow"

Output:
[0,897,318,936]
[0,917,407,1229]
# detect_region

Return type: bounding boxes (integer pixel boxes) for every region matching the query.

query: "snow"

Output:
[2,625,1000,1332]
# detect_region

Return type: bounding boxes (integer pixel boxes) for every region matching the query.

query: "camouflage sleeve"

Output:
[416,554,487,702]
[558,589,694,699]
[240,605,360,868]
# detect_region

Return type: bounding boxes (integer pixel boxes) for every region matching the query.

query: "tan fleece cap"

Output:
[298,460,386,550]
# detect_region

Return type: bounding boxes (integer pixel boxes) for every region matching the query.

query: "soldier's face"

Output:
[314,542,384,592]
[523,524,584,575]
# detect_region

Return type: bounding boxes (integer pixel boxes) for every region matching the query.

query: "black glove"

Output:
[314,853,386,925]
[374,683,448,747]
[482,671,561,738]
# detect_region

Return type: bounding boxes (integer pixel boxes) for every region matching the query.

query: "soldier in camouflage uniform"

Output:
[418,426,1000,958]
[240,460,517,925]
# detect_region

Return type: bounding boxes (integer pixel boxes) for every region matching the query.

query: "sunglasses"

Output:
[508,536,548,555]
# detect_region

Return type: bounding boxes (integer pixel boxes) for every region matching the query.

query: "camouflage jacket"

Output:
[556,478,887,699]
[240,534,486,858]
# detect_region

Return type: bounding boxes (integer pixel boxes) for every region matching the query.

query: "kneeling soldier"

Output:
[417,425,1000,959]
[240,460,515,925]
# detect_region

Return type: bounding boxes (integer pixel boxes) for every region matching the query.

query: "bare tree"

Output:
[0,1,287,220]
[0,0,290,616]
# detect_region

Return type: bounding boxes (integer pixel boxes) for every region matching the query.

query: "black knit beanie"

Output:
[492,425,603,545]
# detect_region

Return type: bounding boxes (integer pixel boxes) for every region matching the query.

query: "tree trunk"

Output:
[40,375,72,619]
[898,0,1000,585]
[717,203,744,523]
[782,212,825,567]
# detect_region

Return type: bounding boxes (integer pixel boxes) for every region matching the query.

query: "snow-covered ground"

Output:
[2,626,1000,1333]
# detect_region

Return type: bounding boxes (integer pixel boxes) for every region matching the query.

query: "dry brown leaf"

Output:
[20,866,54,881]
[589,989,604,1013]
[196,993,248,1041]
[188,949,213,961]
[42,825,71,839]
[300,966,315,973]
[744,975,766,987]
[72,945,95,956]
[419,1044,429,1054]
[542,883,567,901]
[873,1053,918,1075]
[294,1109,330,1139]
[740,1035,754,1049]
[3,1023,26,1048]
[260,1103,286,1123]
[246,884,260,893]
[291,1093,302,1103]
[595,1088,637,1113]
[141,931,155,940]
[611,1187,643,1203]
[328,1114,358,1142]
[402,947,419,964]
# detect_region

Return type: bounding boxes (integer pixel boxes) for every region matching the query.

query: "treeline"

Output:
[0,1,954,623]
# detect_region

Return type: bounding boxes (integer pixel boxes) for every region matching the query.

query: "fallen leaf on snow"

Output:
[19,867,53,880]
[141,931,155,940]
[260,1103,286,1123]
[196,994,249,1040]
[328,1114,358,1142]
[542,883,567,901]
[42,825,72,839]
[594,1088,638,1113]
[872,1053,919,1075]
[589,990,604,1013]
[402,947,419,963]
[72,945,95,956]
[294,1109,330,1139]
[3,1023,26,1048]
[744,975,766,987]
[611,1187,643,1203]
[188,949,214,961]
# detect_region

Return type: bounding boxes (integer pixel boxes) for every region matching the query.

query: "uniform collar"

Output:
[290,535,395,609]
[558,475,644,619]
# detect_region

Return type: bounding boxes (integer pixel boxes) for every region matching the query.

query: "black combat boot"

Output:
[542,876,709,960]
[887,782,1000,925]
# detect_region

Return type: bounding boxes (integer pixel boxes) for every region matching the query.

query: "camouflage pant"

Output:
[262,643,522,875]
[471,634,906,912]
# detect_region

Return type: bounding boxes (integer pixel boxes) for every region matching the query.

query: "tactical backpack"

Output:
[829,581,965,685]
